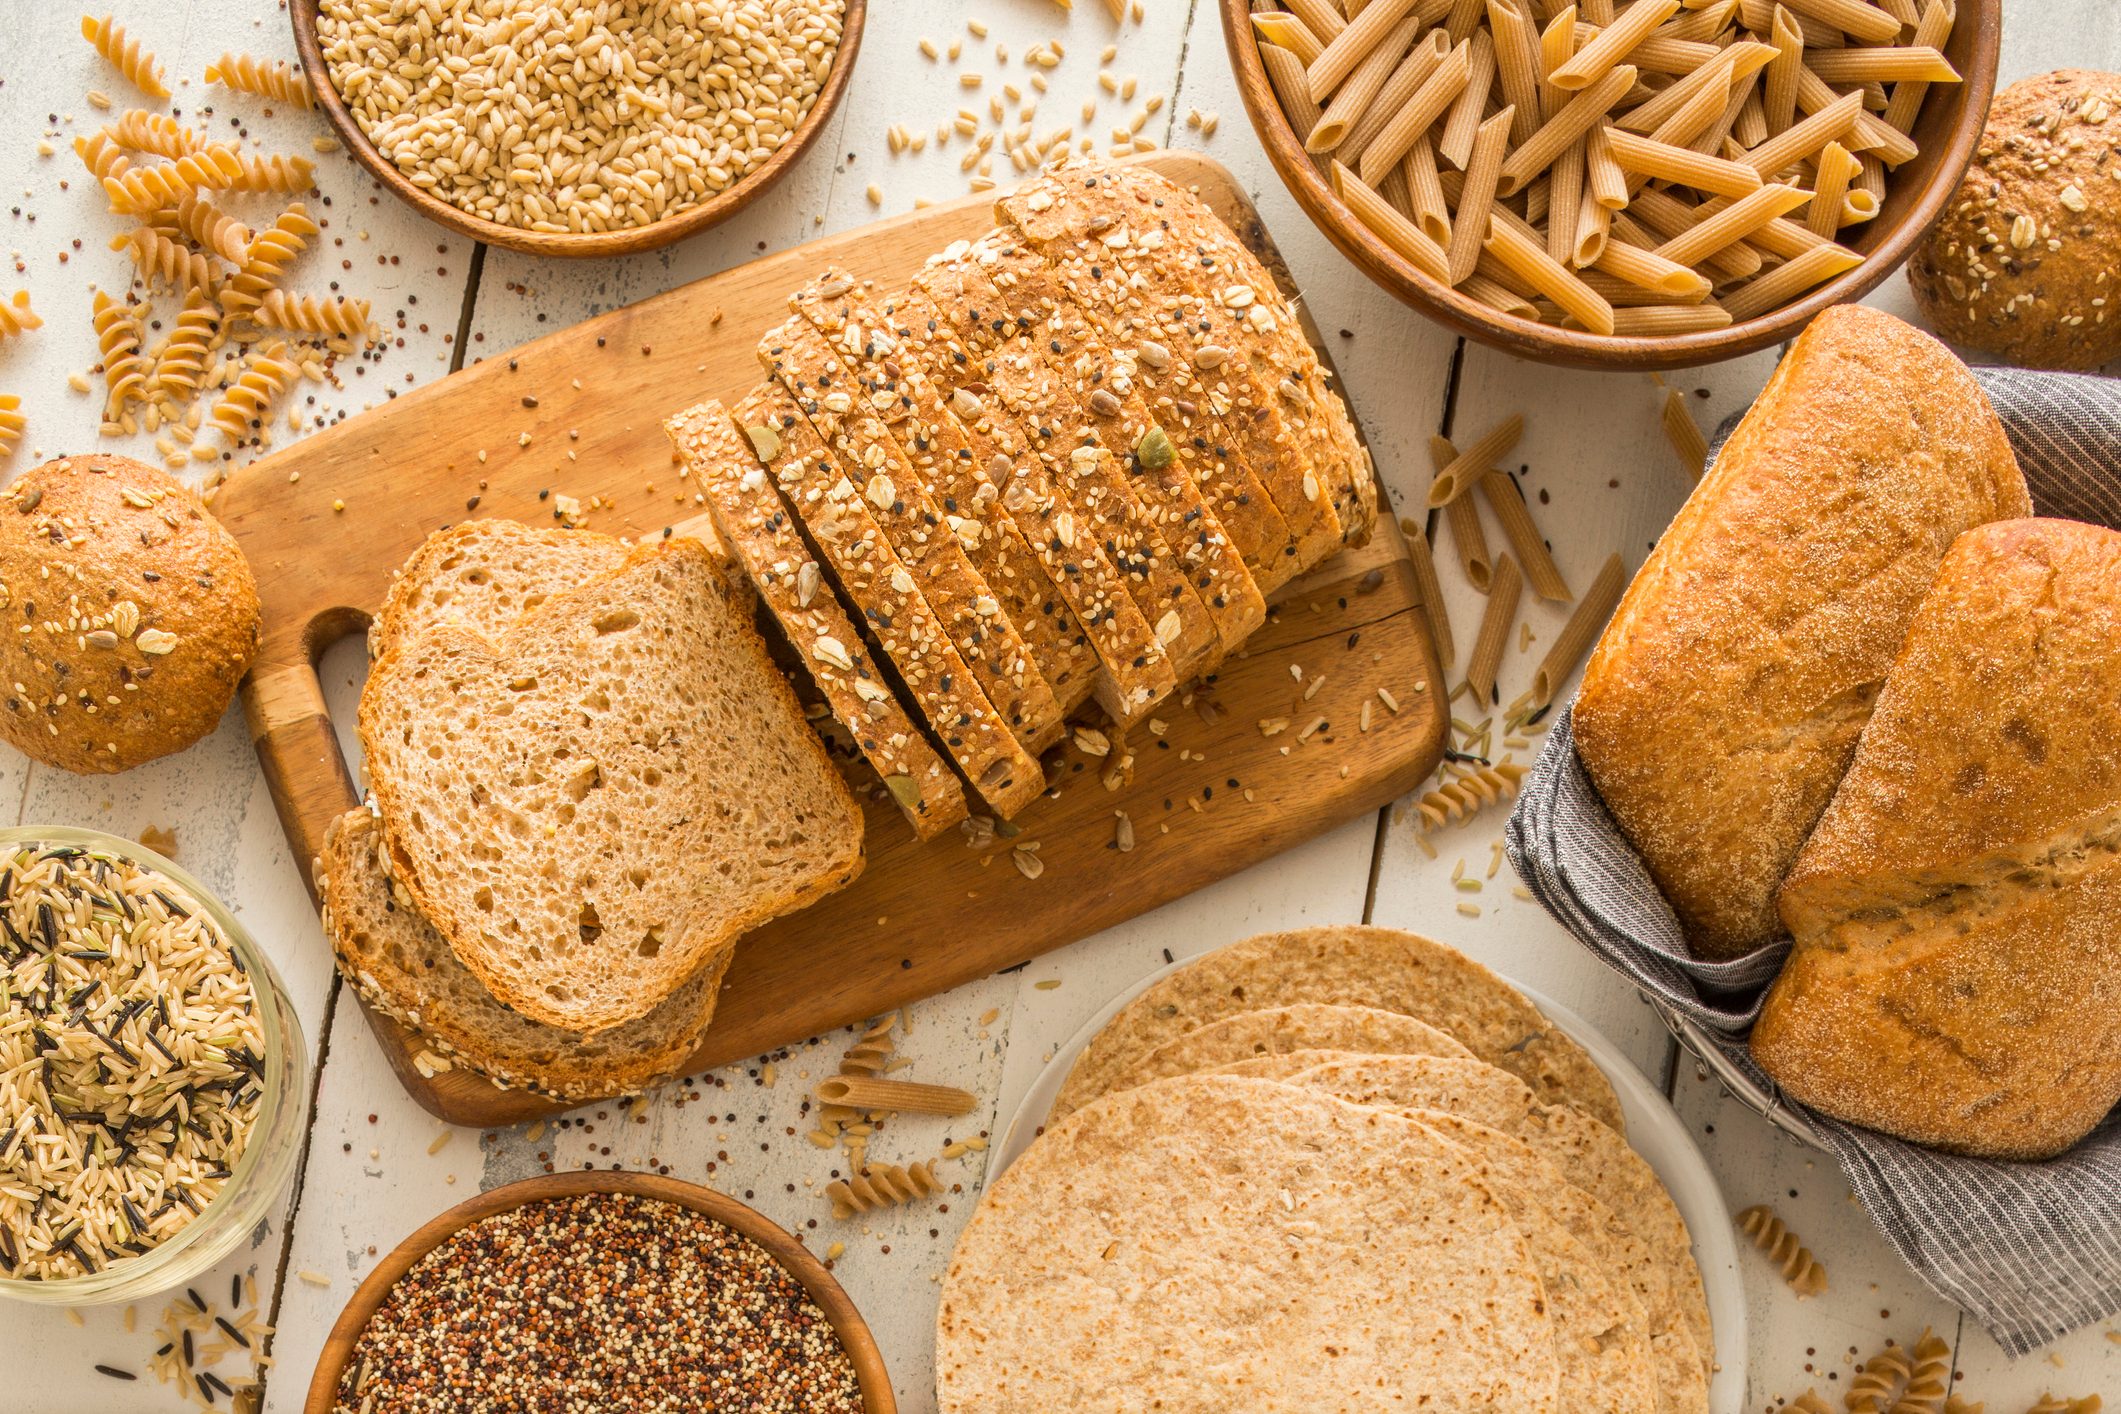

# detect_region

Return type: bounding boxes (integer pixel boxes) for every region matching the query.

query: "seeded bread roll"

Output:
[1573,308,2028,959]
[1755,519,2121,1159]
[0,455,259,773]
[1907,70,2121,371]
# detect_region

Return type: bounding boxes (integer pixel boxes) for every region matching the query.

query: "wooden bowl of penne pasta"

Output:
[1223,0,2001,370]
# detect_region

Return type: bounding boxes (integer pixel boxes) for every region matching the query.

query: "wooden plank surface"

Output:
[211,149,1447,1125]
[2,3,2119,1413]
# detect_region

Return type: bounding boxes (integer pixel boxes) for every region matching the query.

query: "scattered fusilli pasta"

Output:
[112,109,201,159]
[826,1161,939,1220]
[1786,1394,1834,1414]
[81,13,168,99]
[1415,761,1528,832]
[90,290,148,419]
[205,52,313,109]
[149,289,218,400]
[2024,1398,2101,1414]
[255,291,372,341]
[170,192,253,265]
[73,130,132,187]
[223,153,316,195]
[0,396,21,459]
[102,144,246,216]
[1887,1331,1951,1414]
[839,1014,898,1078]
[0,291,42,341]
[1738,1205,1828,1298]
[208,343,297,444]
[1848,1344,1915,1413]
[111,226,221,295]
[219,204,318,321]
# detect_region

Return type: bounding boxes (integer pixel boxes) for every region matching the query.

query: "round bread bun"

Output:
[1907,69,2121,371]
[0,455,260,773]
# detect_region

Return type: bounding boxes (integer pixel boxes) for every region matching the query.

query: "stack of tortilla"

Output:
[936,926,1713,1413]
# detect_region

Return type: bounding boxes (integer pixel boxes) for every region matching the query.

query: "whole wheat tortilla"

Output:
[1270,1052,1713,1392]
[1099,1003,1472,1098]
[938,1075,1560,1413]
[1049,926,1624,1129]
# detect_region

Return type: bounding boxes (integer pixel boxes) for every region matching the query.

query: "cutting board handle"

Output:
[240,617,364,905]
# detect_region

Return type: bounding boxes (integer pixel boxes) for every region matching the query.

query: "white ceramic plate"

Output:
[995,965,1749,1414]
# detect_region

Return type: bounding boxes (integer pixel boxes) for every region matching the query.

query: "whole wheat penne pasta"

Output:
[1733,88,1770,147]
[1523,173,1551,225]
[1882,0,1953,132]
[1649,59,1740,153]
[1253,11,1328,65]
[1806,46,1958,84]
[1360,39,1473,183]
[1547,136,1586,263]
[1342,30,1454,160]
[1621,34,1723,75]
[1529,551,1624,708]
[1309,0,1418,99]
[1488,0,1545,143]
[1856,149,1887,198]
[1550,0,1678,89]
[1597,302,1733,334]
[1795,68,1919,164]
[1431,436,1495,590]
[1333,160,1452,279]
[1691,67,1760,158]
[1584,122,1628,207]
[1406,518,1458,672]
[1462,271,1542,318]
[1405,136,1455,242]
[1783,0,1903,41]
[1481,471,1571,601]
[1719,240,1862,319]
[1746,212,1828,257]
[1428,413,1524,507]
[1261,41,1328,132]
[1379,161,1420,218]
[1876,0,1920,23]
[1309,14,1423,149]
[1465,553,1522,704]
[1539,5,1580,111]
[1839,185,1879,224]
[1574,170,1613,265]
[1661,388,1711,481]
[1667,0,1740,38]
[1500,63,1636,193]
[1485,210,1616,333]
[1286,0,1350,41]
[1580,0,1614,22]
[1448,107,1515,282]
[1581,268,1713,306]
[1764,4,1804,134]
[1627,188,1766,276]
[1445,0,1489,39]
[1736,0,1829,37]
[1617,40,1774,130]
[1592,238,1713,297]
[1740,87,1860,174]
[1808,138,1858,235]
[813,1075,977,1116]
[1606,126,1763,196]
[1652,181,1810,264]
[1439,28,1498,167]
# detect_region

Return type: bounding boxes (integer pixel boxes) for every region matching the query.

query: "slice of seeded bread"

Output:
[358,537,865,1033]
[370,520,630,659]
[664,400,969,839]
[320,809,726,1101]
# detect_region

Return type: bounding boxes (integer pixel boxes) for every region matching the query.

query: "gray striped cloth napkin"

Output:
[1504,367,2121,1357]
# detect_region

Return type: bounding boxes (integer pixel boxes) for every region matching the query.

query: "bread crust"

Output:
[1907,70,2121,371]
[0,454,258,773]
[1755,519,2121,1158]
[1573,307,2028,958]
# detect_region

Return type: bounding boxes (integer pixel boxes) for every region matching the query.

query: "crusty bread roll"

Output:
[1755,519,2121,1159]
[1573,307,2029,958]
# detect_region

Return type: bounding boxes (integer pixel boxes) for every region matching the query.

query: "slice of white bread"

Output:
[371,519,629,659]
[319,809,726,1100]
[358,536,864,1032]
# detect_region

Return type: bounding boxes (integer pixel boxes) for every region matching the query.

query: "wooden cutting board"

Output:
[215,152,1446,1125]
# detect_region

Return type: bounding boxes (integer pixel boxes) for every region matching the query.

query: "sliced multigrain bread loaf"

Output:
[914,249,1222,684]
[789,269,1100,716]
[962,230,1267,655]
[735,383,1047,819]
[320,809,726,1100]
[358,537,865,1033]
[759,316,1066,753]
[994,174,1338,586]
[664,401,967,839]
[1006,163,1375,546]
[850,280,1178,725]
[370,520,630,659]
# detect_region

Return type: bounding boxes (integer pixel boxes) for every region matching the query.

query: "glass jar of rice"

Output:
[0,828,306,1306]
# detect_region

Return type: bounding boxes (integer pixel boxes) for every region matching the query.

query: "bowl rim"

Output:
[289,0,868,259]
[301,1169,898,1414]
[0,825,307,1301]
[1216,0,2003,370]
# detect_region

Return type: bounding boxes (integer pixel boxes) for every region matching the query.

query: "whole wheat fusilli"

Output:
[0,291,42,342]
[81,14,168,99]
[826,1161,939,1220]
[1738,1204,1828,1297]
[205,52,314,109]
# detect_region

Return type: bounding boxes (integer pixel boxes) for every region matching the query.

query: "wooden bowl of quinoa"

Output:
[291,0,867,259]
[306,1170,895,1413]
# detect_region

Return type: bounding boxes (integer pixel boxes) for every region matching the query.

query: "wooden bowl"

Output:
[303,1170,897,1414]
[1220,0,2001,371]
[290,0,866,259]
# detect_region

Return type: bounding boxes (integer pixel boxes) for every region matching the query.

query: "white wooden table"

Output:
[3,3,2118,1410]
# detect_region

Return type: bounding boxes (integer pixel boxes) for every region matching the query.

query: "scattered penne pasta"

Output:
[813,1075,978,1117]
